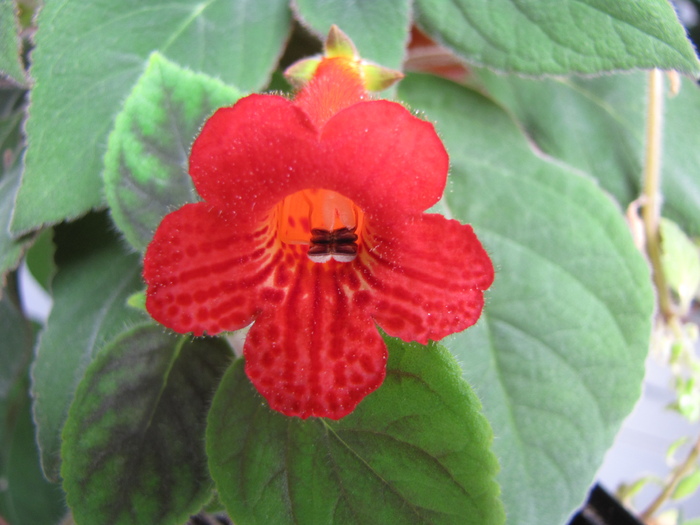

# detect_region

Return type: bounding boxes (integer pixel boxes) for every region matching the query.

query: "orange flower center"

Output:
[276,189,365,263]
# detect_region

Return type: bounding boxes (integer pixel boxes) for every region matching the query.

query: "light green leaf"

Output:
[399,74,654,525]
[414,0,700,75]
[12,0,291,234]
[0,0,25,85]
[475,70,700,236]
[61,324,232,525]
[660,218,700,313]
[31,213,147,481]
[673,469,700,500]
[667,436,690,463]
[104,53,243,251]
[292,0,411,70]
[207,338,505,525]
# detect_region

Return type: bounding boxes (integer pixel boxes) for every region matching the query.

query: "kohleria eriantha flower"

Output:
[143,27,494,419]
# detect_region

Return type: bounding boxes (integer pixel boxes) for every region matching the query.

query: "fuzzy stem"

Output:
[639,435,700,522]
[641,69,673,321]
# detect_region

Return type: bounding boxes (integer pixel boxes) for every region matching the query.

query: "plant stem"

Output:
[641,69,674,321]
[639,434,700,522]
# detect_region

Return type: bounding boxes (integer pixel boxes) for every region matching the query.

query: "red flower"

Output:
[143,46,493,420]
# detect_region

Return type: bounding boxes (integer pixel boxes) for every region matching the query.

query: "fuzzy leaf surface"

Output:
[399,74,654,525]
[31,214,147,481]
[414,0,700,75]
[207,339,504,525]
[104,53,242,251]
[476,70,700,236]
[13,0,291,233]
[61,324,232,525]
[293,0,411,70]
[0,0,25,85]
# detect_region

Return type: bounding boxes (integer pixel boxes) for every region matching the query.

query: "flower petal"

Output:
[320,100,449,216]
[189,95,320,218]
[190,95,449,225]
[143,203,278,336]
[364,214,494,344]
[244,263,387,419]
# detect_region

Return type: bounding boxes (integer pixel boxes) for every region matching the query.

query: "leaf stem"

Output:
[641,69,673,321]
[639,434,700,522]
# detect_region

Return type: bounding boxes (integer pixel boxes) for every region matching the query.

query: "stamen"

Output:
[307,227,359,264]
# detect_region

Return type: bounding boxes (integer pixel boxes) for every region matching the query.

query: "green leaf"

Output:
[399,74,654,525]
[61,324,232,525]
[104,53,243,251]
[660,218,700,313]
[0,153,32,289]
[414,0,700,75]
[292,0,411,70]
[0,88,32,287]
[1,293,65,525]
[673,469,700,500]
[0,287,31,399]
[0,0,25,85]
[207,338,505,525]
[31,213,147,481]
[475,70,700,236]
[667,436,690,463]
[1,376,66,525]
[24,227,55,292]
[12,0,291,234]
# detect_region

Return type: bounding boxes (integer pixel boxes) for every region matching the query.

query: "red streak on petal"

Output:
[364,214,494,344]
[143,203,284,336]
[244,261,386,419]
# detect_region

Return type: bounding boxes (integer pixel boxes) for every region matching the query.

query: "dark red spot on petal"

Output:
[261,287,284,304]
[176,293,192,306]
[360,353,375,373]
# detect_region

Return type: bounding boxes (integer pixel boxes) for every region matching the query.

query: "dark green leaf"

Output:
[0,0,25,85]
[12,0,291,234]
[0,287,31,399]
[104,53,243,251]
[414,0,700,75]
[0,293,64,525]
[31,213,147,481]
[0,153,32,289]
[61,324,232,525]
[476,70,700,236]
[399,74,654,525]
[0,88,32,286]
[1,376,66,525]
[0,87,23,154]
[24,227,55,292]
[207,338,504,525]
[293,0,411,70]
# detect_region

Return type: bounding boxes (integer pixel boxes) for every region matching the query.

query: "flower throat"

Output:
[276,189,365,263]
